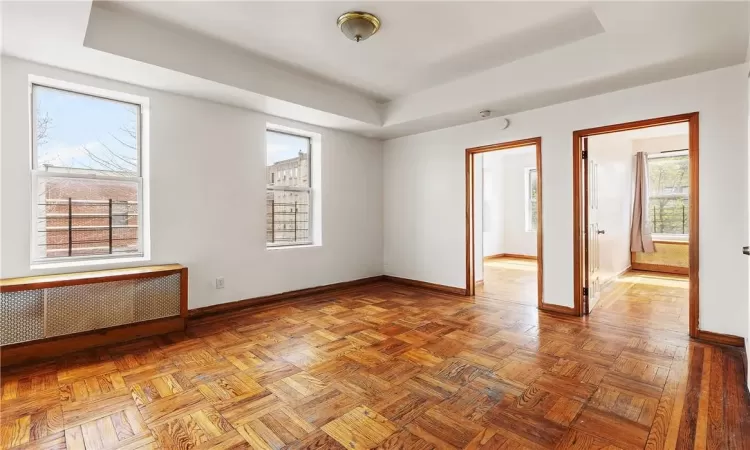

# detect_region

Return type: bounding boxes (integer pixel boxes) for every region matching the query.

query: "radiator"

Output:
[1,269,183,346]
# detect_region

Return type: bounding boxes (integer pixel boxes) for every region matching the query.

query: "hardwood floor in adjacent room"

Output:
[1,279,748,449]
[477,257,538,306]
[592,271,689,336]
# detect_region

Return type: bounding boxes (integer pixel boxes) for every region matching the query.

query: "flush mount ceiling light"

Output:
[337,12,381,42]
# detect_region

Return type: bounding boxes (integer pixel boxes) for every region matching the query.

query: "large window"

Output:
[31,83,145,263]
[266,129,311,246]
[647,151,689,238]
[525,168,538,232]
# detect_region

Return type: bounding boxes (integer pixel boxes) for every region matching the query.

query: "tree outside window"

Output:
[647,152,688,236]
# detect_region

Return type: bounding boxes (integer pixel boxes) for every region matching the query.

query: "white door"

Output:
[587,156,603,311]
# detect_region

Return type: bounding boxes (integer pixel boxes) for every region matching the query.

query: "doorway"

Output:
[572,113,699,337]
[465,138,546,309]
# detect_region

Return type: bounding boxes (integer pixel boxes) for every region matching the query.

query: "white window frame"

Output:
[524,167,538,232]
[646,151,689,242]
[266,127,313,248]
[29,77,149,266]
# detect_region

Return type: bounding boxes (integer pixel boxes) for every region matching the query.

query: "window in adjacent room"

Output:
[266,129,311,246]
[525,167,538,232]
[31,82,146,264]
[647,151,689,238]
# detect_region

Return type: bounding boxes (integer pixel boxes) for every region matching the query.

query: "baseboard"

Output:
[189,275,386,319]
[602,266,632,288]
[539,303,578,316]
[501,253,537,260]
[383,275,467,296]
[475,280,484,287]
[1,316,185,368]
[695,330,745,347]
[484,253,537,261]
[631,262,688,275]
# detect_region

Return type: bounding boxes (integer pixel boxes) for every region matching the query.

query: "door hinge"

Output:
[582,150,588,159]
[582,287,589,296]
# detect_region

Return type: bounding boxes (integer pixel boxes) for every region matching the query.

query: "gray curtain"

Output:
[631,152,656,253]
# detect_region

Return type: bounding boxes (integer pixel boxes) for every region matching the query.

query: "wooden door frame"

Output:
[572,112,700,337]
[466,137,549,311]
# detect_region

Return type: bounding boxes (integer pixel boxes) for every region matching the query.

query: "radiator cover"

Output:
[1,272,182,346]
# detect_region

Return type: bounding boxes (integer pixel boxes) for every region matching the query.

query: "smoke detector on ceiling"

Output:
[478,111,510,129]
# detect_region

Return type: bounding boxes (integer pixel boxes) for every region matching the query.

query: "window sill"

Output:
[30,255,150,271]
[266,243,320,251]
[652,235,688,244]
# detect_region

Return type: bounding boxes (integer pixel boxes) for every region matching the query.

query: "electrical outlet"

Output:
[215,277,225,289]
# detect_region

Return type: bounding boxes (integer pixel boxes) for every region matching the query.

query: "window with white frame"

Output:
[31,83,145,263]
[647,151,689,238]
[525,168,538,232]
[266,129,311,246]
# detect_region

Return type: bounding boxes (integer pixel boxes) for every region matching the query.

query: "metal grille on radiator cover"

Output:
[135,274,181,321]
[1,289,45,345]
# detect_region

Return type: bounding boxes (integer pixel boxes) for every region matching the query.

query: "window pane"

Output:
[35,177,141,259]
[266,190,310,245]
[266,130,310,188]
[648,197,688,235]
[647,155,689,235]
[33,85,139,176]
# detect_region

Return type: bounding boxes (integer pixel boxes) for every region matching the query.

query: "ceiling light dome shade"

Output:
[337,12,380,42]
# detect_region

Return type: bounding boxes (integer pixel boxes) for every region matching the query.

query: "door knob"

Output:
[743,246,749,255]
[597,230,606,235]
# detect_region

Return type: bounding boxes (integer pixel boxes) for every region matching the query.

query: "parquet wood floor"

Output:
[477,258,538,306]
[2,279,748,449]
[592,271,689,336]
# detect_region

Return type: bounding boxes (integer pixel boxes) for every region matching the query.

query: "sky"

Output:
[267,130,310,166]
[35,86,138,174]
[36,85,309,171]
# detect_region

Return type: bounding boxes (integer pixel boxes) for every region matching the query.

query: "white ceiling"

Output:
[1,1,748,139]
[111,1,596,101]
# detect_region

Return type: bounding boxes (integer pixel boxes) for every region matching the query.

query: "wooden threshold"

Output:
[1,316,185,367]
[538,303,578,316]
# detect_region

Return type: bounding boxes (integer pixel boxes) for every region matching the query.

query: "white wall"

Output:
[499,148,537,257]
[383,64,748,337]
[1,57,384,309]
[480,147,537,259]
[482,152,505,257]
